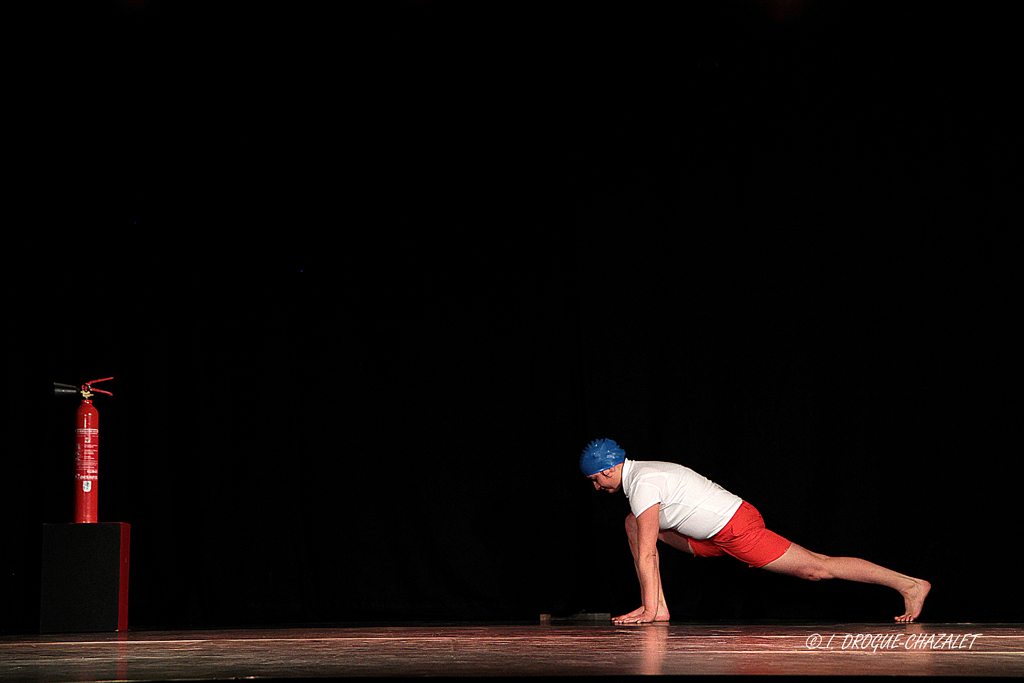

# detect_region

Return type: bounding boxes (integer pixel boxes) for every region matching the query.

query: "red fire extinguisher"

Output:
[72,377,114,524]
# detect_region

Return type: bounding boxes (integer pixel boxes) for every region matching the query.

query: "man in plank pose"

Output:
[581,438,930,625]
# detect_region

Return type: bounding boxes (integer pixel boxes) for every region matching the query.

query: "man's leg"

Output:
[658,529,695,556]
[761,542,931,622]
[623,513,671,621]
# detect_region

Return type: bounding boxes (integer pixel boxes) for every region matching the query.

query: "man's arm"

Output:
[614,505,662,624]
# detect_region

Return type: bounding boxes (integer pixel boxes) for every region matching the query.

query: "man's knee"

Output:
[763,543,834,580]
[624,513,637,536]
[799,556,835,581]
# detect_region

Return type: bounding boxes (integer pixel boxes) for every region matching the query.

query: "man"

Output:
[581,438,930,625]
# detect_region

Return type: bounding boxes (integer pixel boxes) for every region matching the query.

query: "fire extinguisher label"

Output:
[75,427,99,483]
[75,430,98,457]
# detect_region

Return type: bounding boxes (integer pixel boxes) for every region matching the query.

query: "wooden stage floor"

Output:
[2,622,1022,681]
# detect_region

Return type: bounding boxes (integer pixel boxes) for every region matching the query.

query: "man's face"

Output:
[587,465,622,493]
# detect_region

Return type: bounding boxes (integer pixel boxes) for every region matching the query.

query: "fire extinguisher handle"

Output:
[84,378,115,397]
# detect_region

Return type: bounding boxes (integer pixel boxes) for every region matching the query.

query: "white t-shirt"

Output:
[621,459,743,539]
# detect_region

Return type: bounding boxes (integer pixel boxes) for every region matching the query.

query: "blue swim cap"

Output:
[580,438,626,476]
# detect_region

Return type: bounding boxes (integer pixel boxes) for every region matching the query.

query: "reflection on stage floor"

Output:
[2,622,1022,680]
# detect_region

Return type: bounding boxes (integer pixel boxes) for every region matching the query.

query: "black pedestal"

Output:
[39,523,130,633]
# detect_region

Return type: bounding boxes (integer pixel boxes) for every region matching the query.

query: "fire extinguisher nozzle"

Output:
[54,382,80,397]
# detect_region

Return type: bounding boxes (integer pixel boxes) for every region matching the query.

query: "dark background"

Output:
[5,1,1019,631]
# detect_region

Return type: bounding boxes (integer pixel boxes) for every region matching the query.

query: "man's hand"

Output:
[612,607,659,625]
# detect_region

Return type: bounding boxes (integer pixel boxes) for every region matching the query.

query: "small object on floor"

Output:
[544,611,611,622]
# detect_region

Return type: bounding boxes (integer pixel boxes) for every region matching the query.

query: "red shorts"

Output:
[684,501,792,568]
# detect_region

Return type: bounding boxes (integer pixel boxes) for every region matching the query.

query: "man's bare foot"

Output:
[612,605,670,624]
[895,578,931,622]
